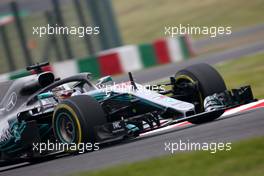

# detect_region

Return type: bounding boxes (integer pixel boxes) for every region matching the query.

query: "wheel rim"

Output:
[175,75,204,112]
[56,112,76,143]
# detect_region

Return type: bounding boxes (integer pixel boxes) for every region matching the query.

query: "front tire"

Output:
[52,95,106,146]
[175,63,227,124]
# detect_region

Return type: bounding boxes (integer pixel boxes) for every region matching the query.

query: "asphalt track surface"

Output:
[192,23,264,51]
[1,107,264,175]
[0,39,264,175]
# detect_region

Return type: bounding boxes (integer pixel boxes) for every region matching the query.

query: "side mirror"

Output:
[96,76,113,86]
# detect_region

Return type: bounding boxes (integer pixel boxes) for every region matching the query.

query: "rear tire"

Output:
[175,63,227,124]
[53,95,106,146]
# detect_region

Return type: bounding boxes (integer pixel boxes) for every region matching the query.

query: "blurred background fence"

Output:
[0,0,122,73]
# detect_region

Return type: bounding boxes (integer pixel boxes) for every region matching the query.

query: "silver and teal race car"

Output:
[0,62,255,165]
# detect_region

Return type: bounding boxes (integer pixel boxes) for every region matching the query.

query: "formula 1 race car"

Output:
[0,62,255,164]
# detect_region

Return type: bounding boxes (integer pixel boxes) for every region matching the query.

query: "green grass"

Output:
[73,137,264,176]
[113,0,264,44]
[216,53,264,99]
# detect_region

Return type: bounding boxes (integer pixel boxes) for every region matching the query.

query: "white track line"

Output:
[140,99,264,136]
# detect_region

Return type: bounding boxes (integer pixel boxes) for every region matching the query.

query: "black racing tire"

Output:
[175,63,227,124]
[52,95,106,146]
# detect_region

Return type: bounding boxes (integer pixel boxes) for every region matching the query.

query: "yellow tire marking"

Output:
[53,104,82,144]
[175,74,204,111]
